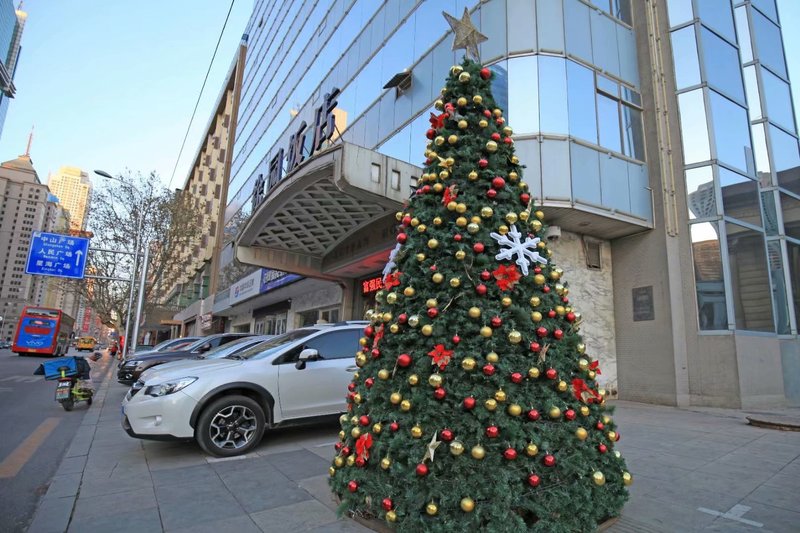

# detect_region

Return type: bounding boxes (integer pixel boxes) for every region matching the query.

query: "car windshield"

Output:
[228,329,318,360]
[181,337,215,352]
[198,337,266,359]
[153,338,196,352]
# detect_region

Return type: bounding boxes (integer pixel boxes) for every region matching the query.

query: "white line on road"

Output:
[0,376,41,383]
[697,505,763,527]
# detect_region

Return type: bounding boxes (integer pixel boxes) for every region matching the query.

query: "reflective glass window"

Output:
[538,0,565,53]
[508,0,536,53]
[539,56,568,134]
[725,222,774,331]
[564,0,592,62]
[686,166,716,219]
[666,0,693,27]
[508,56,537,134]
[752,0,778,22]
[709,91,752,174]
[621,105,644,161]
[734,7,753,62]
[617,24,639,84]
[541,139,571,200]
[691,222,729,330]
[761,190,780,235]
[612,0,632,25]
[771,126,800,194]
[781,193,800,241]
[567,61,597,144]
[597,94,621,153]
[677,90,710,164]
[600,154,631,212]
[491,61,509,121]
[720,168,761,227]
[700,27,744,102]
[621,86,641,107]
[752,122,771,176]
[597,74,618,98]
[571,143,601,205]
[378,127,412,164]
[786,242,800,329]
[591,9,620,76]
[413,1,450,60]
[751,9,787,78]
[766,240,791,334]
[743,65,762,121]
[670,27,701,89]
[629,162,651,220]
[514,139,542,199]
[695,0,735,43]
[479,0,507,61]
[761,67,796,133]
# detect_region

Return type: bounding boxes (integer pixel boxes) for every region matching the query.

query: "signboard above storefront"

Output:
[230,269,262,305]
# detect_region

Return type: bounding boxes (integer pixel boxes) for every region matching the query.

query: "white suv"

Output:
[121,323,364,456]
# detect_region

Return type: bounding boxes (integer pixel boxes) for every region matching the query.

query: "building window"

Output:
[690,222,728,330]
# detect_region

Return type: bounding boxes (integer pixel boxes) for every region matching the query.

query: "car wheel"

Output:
[196,395,266,457]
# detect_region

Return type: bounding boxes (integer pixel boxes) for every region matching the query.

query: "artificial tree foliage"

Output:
[329,56,630,533]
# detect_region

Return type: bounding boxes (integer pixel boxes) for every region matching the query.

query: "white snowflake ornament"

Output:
[489,224,548,276]
[382,243,402,277]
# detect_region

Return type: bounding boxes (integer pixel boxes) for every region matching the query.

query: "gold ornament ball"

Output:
[351,416,359,425]
[593,471,606,486]
[481,206,494,218]
[455,216,468,227]
[501,296,512,307]
[623,472,633,486]
[575,427,588,441]
[467,223,480,234]
[530,296,541,307]
[458,119,468,129]
[382,312,392,322]
[416,253,426,262]
[386,293,397,304]
[494,389,507,402]
[434,99,444,110]
[557,380,568,392]
[438,170,450,180]
[471,445,486,460]
[519,211,529,221]
[457,97,468,107]
[356,353,367,367]
[450,65,463,75]
[588,370,596,380]
[486,140,498,152]
[607,430,617,441]
[416,224,427,233]
[526,443,539,456]
[550,270,561,281]
[468,307,481,319]
[390,392,402,405]
[386,510,397,522]
[505,212,518,224]
[410,217,420,226]
[432,273,444,284]
[528,367,541,378]
[493,108,503,118]
[428,374,443,388]
[577,343,586,354]
[408,315,420,327]
[395,211,404,221]
[479,119,489,128]
[468,170,479,180]
[455,250,466,260]
[426,502,439,516]
[403,287,415,297]
[359,337,368,347]
[549,406,562,419]
[450,441,465,455]
[486,351,499,363]
[484,398,498,411]
[511,155,520,164]
[453,202,466,214]
[347,455,356,466]
[533,274,546,285]
[599,388,609,398]
[448,135,459,145]
[508,330,522,344]
[580,405,590,416]
[373,423,383,434]
[334,456,345,467]
[531,311,543,322]
[381,457,392,470]
[531,220,543,232]
[410,425,423,438]
[458,72,471,83]
[508,171,519,182]
[426,298,438,308]
[462,357,477,371]
[602,415,612,424]
[421,325,433,336]
[614,450,622,459]
[408,374,419,386]
[473,94,483,105]
[338,430,345,440]
[498,225,509,235]
[378,369,390,380]
[508,404,522,416]
[578,358,589,371]
[427,239,439,249]
[503,126,513,136]
[460,497,475,512]
[351,427,361,438]
[434,136,445,146]
[400,399,412,411]
[432,183,444,193]
[555,305,566,316]
[555,284,565,295]
[535,210,545,220]
[432,217,443,226]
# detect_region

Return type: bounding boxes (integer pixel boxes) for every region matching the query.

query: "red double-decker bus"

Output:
[12,307,75,356]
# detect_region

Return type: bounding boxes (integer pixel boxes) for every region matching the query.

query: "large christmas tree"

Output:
[329,10,630,532]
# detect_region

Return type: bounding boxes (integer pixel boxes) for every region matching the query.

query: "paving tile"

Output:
[72,487,156,521]
[735,500,800,532]
[68,507,162,533]
[150,463,220,487]
[78,471,153,497]
[298,475,339,512]
[763,471,800,491]
[305,518,374,532]
[42,473,82,499]
[620,494,718,532]
[166,514,262,533]
[250,499,338,532]
[55,454,88,476]
[27,496,75,533]
[264,449,331,481]
[155,479,247,530]
[743,484,798,512]
[221,466,313,513]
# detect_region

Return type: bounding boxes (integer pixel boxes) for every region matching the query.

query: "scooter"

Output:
[34,356,94,411]
[54,368,93,411]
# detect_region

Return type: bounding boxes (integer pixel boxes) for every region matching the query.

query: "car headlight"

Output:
[143,377,197,397]
[124,360,142,368]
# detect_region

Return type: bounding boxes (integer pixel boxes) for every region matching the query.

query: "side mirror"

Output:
[198,343,212,353]
[295,348,319,370]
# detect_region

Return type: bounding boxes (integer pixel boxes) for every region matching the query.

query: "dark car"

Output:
[117,333,252,384]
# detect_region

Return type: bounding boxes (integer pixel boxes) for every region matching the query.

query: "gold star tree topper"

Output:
[442,8,488,61]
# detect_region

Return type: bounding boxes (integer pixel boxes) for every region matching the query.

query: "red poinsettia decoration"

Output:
[383,271,401,289]
[355,433,373,461]
[572,378,603,404]
[492,264,522,291]
[589,360,602,374]
[429,111,447,129]
[442,184,458,206]
[372,324,384,348]
[428,344,454,370]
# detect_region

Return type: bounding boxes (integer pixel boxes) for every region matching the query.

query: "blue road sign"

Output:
[25,231,90,279]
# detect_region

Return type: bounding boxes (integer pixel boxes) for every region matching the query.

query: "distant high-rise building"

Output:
[48,166,92,232]
[0,1,26,140]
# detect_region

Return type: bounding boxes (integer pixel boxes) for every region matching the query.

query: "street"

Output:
[0,348,112,532]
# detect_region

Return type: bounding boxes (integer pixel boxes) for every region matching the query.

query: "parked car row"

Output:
[121,322,366,456]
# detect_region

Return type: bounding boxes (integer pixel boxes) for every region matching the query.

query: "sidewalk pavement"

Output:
[26,362,800,533]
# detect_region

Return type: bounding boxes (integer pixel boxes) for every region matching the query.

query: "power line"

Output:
[168,0,236,190]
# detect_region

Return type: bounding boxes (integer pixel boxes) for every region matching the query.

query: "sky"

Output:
[0,1,797,193]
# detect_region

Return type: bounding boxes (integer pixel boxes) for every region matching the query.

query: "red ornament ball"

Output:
[490,316,502,328]
[548,310,557,319]
[421,185,431,194]
[453,233,462,242]
[429,264,437,271]
[396,233,407,244]
[335,442,342,451]
[534,267,542,274]
[398,313,408,324]
[348,383,356,392]
[463,397,476,410]
[565,409,576,421]
[496,117,505,125]
[364,325,374,336]
[473,242,485,253]
[478,158,489,168]
[566,312,576,322]
[390,422,399,432]
[416,464,429,476]
[348,480,358,492]
[427,307,439,319]
[543,286,551,293]
[598,444,608,454]
[503,448,517,460]
[355,457,366,467]
[426,128,436,139]
[397,353,412,367]
[491,132,501,142]
[562,297,569,304]
[371,348,380,358]
[359,415,370,426]
[486,188,498,199]
[527,473,541,487]
[492,176,506,189]
[365,377,374,388]
[483,109,492,118]
[530,342,541,352]
[441,429,454,441]
[402,215,412,226]
[486,425,499,438]
[510,372,523,384]
[543,454,556,467]
[480,270,491,281]
[504,136,513,144]
[342,446,351,456]
[596,421,605,431]
[527,409,541,421]
[382,498,393,511]
[483,364,496,376]
[520,193,530,205]
[476,284,488,296]
[545,368,558,380]
[452,334,461,344]
[433,388,446,400]
[553,329,564,340]
[537,327,548,338]
[480,67,491,79]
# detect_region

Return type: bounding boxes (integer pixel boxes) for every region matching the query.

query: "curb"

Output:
[26,356,117,533]
[746,416,800,431]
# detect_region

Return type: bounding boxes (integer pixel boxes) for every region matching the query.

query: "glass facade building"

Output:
[212,0,800,407]
[0,1,24,141]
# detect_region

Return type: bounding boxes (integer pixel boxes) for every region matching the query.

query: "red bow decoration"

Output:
[492,264,522,291]
[442,184,458,206]
[429,112,448,129]
[428,344,454,370]
[355,433,373,461]
[383,271,401,289]
[589,360,602,375]
[372,324,384,348]
[572,378,603,404]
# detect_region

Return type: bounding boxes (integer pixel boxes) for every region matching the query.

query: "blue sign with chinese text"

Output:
[25,232,90,279]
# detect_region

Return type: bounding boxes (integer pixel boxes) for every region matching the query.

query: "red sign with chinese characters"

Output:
[361,276,384,295]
